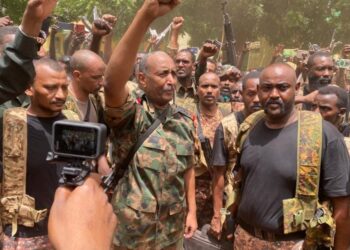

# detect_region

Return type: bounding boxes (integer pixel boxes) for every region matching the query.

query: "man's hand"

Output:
[21,0,58,37]
[295,90,318,105]
[139,0,180,22]
[184,212,197,239]
[171,16,184,31]
[209,216,222,240]
[199,42,218,59]
[102,14,117,29]
[0,16,13,27]
[25,0,57,22]
[48,174,117,250]
[92,19,112,37]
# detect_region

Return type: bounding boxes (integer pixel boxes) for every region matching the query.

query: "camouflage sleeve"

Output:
[104,94,137,130]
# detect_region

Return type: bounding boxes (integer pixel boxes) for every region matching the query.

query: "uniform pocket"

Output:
[137,135,166,172]
[175,143,194,173]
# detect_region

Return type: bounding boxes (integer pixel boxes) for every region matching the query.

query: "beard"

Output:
[263,99,286,117]
[308,76,332,92]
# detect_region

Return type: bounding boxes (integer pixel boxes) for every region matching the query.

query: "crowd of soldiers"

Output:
[0,0,349,249]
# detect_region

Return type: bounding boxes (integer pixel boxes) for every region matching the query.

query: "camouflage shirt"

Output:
[64,89,104,122]
[175,81,232,116]
[104,94,199,249]
[175,80,197,113]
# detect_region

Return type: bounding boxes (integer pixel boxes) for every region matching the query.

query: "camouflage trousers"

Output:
[234,225,303,250]
[0,234,54,250]
[195,172,213,228]
[113,239,183,250]
[113,201,185,249]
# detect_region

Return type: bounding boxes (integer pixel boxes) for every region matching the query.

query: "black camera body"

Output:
[48,120,107,186]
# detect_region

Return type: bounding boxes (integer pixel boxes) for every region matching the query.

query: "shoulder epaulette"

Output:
[175,106,193,120]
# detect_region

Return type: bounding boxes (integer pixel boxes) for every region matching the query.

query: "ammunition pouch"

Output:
[1,195,47,236]
[283,198,335,249]
[282,111,335,249]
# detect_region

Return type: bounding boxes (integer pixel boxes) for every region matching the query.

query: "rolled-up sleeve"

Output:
[104,94,137,129]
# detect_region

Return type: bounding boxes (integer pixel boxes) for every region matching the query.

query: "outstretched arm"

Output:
[0,0,58,104]
[104,0,180,108]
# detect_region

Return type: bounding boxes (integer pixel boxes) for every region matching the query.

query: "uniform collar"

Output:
[140,93,172,117]
[176,78,197,98]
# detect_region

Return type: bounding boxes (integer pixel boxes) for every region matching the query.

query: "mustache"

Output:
[265,99,283,106]
[51,100,65,105]
[163,85,175,92]
[251,104,262,109]
[310,76,332,86]
[318,77,332,85]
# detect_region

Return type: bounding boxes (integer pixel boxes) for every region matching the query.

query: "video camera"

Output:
[48,120,107,186]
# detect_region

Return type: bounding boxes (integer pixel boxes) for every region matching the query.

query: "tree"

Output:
[1,0,27,23]
[2,0,349,51]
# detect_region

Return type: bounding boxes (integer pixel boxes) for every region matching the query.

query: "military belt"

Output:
[3,224,48,238]
[238,220,305,242]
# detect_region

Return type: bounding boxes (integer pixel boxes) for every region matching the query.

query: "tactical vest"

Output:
[234,110,335,249]
[1,108,47,236]
[221,113,239,210]
[0,108,79,236]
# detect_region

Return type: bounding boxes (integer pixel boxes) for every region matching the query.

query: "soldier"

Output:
[296,51,335,109]
[312,85,350,136]
[206,58,217,73]
[103,0,197,249]
[210,70,261,239]
[175,43,218,113]
[195,72,227,228]
[233,63,350,250]
[65,49,106,122]
[218,65,243,113]
[0,58,69,249]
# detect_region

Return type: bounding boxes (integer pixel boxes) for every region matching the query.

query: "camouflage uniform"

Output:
[1,234,54,250]
[195,110,225,228]
[104,94,199,249]
[234,225,301,250]
[64,89,103,122]
[175,80,197,113]
[175,81,232,116]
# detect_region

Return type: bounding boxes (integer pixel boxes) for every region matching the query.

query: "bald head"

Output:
[70,50,106,94]
[70,49,105,73]
[139,51,173,74]
[260,63,297,86]
[258,63,298,123]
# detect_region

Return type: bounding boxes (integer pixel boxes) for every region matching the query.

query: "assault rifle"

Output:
[221,0,237,66]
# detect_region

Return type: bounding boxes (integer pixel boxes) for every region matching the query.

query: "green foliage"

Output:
[1,0,27,23]
[2,0,349,51]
